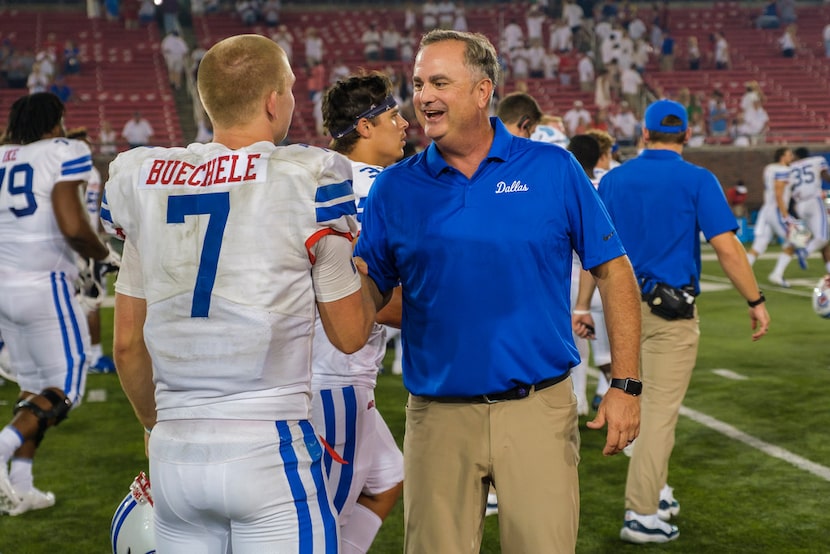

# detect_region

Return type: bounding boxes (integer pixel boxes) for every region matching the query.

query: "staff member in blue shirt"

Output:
[355,29,643,553]
[588,99,770,544]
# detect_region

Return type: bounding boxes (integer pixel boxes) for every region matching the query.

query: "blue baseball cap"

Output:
[644,99,688,133]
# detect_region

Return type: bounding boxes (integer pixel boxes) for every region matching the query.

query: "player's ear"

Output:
[355,118,372,139]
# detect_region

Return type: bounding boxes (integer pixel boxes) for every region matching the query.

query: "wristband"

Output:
[572,309,591,315]
[747,292,765,308]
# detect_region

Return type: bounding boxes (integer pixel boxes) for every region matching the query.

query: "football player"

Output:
[105,35,377,552]
[748,148,797,286]
[788,147,830,274]
[0,92,116,515]
[315,71,406,554]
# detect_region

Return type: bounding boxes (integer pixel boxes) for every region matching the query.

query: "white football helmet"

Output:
[111,472,155,554]
[786,219,812,249]
[813,276,830,319]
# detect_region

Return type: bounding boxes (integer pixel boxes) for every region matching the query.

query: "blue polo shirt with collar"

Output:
[597,148,737,295]
[355,117,626,397]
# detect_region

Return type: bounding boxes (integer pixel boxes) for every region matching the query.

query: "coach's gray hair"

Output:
[420,29,501,88]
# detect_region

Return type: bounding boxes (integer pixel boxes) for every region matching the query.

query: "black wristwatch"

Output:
[610,378,643,396]
[747,292,766,308]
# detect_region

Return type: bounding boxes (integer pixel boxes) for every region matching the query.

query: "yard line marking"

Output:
[701,273,813,297]
[680,406,830,482]
[711,369,748,380]
[587,368,830,481]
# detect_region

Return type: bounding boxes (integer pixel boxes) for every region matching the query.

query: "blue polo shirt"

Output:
[597,149,737,295]
[355,118,626,397]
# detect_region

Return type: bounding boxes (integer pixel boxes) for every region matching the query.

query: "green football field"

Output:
[1,247,828,553]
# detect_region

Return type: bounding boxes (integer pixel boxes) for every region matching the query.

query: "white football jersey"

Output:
[790,156,829,202]
[85,166,103,223]
[312,160,386,389]
[762,162,791,208]
[103,142,358,421]
[0,137,92,279]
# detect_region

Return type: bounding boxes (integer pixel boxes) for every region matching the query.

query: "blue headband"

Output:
[332,95,397,139]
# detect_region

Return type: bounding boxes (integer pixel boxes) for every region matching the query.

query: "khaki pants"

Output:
[625,302,700,514]
[403,377,580,553]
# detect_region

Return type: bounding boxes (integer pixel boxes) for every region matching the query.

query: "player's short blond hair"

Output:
[585,129,614,156]
[197,34,291,129]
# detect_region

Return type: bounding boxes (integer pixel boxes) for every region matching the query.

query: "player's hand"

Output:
[748,304,770,341]
[586,388,640,456]
[96,242,121,277]
[572,312,596,339]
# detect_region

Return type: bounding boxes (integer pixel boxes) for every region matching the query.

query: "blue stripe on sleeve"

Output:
[316,200,357,224]
[61,155,93,176]
[299,420,339,554]
[276,421,313,554]
[315,180,353,204]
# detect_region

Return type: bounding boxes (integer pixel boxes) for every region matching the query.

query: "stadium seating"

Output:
[0,9,183,151]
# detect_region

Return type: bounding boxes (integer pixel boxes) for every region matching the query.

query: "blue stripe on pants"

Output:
[300,419,339,554]
[58,273,85,398]
[332,386,357,514]
[320,389,336,477]
[276,420,314,554]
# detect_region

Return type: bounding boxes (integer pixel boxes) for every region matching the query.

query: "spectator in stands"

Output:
[778,0,796,25]
[549,18,573,54]
[261,0,281,27]
[452,1,468,32]
[632,38,650,74]
[381,23,401,61]
[591,107,612,133]
[122,0,139,30]
[687,111,706,147]
[304,27,324,69]
[594,68,614,110]
[34,50,55,83]
[563,100,591,136]
[26,62,49,94]
[741,99,770,145]
[48,75,73,103]
[400,30,417,62]
[5,49,34,89]
[138,0,155,25]
[121,111,154,148]
[686,36,701,70]
[526,4,546,43]
[271,25,293,64]
[99,120,117,155]
[161,29,189,91]
[740,81,765,114]
[778,23,797,57]
[562,0,584,36]
[629,12,647,41]
[160,0,180,34]
[307,60,326,101]
[63,40,81,75]
[708,94,730,139]
[726,182,749,218]
[756,1,780,29]
[422,0,439,31]
[527,38,546,79]
[611,101,639,146]
[659,29,674,71]
[362,23,382,61]
[713,31,731,69]
[329,58,350,85]
[620,62,643,117]
[236,0,258,26]
[543,46,560,78]
[437,0,455,29]
[577,50,595,93]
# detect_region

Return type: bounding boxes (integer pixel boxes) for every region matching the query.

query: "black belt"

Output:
[421,371,570,404]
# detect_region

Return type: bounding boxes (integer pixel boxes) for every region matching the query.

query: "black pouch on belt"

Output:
[644,282,695,320]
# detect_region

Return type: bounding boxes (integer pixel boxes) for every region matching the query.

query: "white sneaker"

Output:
[620,510,679,544]
[8,487,55,516]
[658,484,680,521]
[768,273,791,288]
[485,491,498,517]
[0,464,21,513]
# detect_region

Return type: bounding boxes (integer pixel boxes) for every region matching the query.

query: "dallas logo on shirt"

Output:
[495,180,529,194]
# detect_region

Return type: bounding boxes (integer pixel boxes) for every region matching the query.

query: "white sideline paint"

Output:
[711,369,748,380]
[587,368,830,482]
[680,406,830,482]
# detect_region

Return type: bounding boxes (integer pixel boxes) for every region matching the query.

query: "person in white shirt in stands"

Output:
[160,29,189,90]
[121,111,154,148]
[317,70,408,554]
[563,100,591,136]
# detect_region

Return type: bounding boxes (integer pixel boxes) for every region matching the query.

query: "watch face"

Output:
[626,379,643,395]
